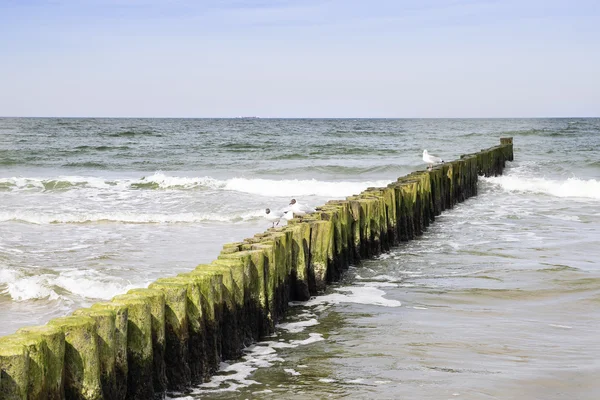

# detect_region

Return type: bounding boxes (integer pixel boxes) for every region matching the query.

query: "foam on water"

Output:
[298,286,402,308]
[0,267,147,302]
[0,267,61,301]
[179,332,325,396]
[277,318,319,333]
[484,175,600,200]
[0,173,391,198]
[0,211,239,224]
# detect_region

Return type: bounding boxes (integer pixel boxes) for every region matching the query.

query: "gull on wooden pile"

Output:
[289,199,315,216]
[264,208,284,228]
[264,208,294,227]
[422,150,444,170]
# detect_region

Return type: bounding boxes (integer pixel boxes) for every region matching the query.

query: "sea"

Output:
[1,118,599,400]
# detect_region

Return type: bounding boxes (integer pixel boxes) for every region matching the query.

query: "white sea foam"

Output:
[284,368,301,376]
[0,211,237,224]
[484,175,600,200]
[355,274,402,283]
[189,332,323,395]
[223,177,391,197]
[0,268,61,301]
[277,318,319,333]
[0,267,146,301]
[301,287,401,308]
[0,173,391,198]
[319,378,336,383]
[53,271,145,300]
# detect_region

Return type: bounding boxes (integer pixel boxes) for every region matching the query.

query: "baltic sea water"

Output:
[1,118,599,399]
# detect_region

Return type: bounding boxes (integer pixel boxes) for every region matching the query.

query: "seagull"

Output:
[422,149,444,170]
[264,208,283,228]
[289,199,315,216]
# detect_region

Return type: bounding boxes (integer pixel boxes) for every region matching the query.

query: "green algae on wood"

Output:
[72,308,118,400]
[48,316,103,400]
[111,292,158,400]
[185,268,224,371]
[153,276,207,383]
[148,279,191,390]
[0,338,29,400]
[123,288,167,399]
[309,219,334,292]
[90,301,128,400]
[194,264,241,360]
[16,324,65,400]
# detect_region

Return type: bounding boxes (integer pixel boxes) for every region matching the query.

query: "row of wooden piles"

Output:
[0,138,513,400]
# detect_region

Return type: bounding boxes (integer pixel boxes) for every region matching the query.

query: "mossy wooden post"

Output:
[0,333,45,400]
[13,333,46,400]
[185,269,223,373]
[285,221,311,301]
[500,137,514,161]
[380,186,399,248]
[111,292,158,400]
[355,198,373,257]
[153,276,206,384]
[48,316,103,400]
[16,325,65,400]
[265,230,293,317]
[398,181,416,241]
[218,249,266,342]
[314,206,344,281]
[148,279,191,391]
[308,219,334,292]
[0,339,28,400]
[72,308,118,400]
[210,258,251,349]
[427,167,443,217]
[178,272,217,377]
[252,231,290,322]
[325,200,355,267]
[446,161,459,206]
[347,198,364,261]
[460,154,479,198]
[195,264,241,360]
[248,242,277,327]
[90,302,128,400]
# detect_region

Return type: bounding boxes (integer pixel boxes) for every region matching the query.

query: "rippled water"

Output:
[1,118,599,399]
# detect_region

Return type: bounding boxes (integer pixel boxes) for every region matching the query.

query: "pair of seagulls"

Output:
[264,198,316,227]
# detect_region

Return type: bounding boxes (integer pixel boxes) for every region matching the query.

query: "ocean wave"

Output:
[73,145,130,152]
[0,173,392,197]
[62,161,109,169]
[483,175,600,200]
[0,210,253,225]
[0,267,144,301]
[105,129,160,137]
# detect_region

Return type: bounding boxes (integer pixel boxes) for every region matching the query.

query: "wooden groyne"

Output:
[0,138,514,400]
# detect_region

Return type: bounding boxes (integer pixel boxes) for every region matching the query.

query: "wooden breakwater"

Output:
[0,138,514,400]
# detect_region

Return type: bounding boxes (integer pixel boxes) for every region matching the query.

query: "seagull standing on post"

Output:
[264,208,283,228]
[289,199,315,216]
[422,150,444,170]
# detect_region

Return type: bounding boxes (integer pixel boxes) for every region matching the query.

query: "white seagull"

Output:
[264,208,284,228]
[422,150,444,170]
[283,210,294,221]
[289,199,315,216]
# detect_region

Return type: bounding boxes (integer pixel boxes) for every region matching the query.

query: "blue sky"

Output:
[0,0,598,117]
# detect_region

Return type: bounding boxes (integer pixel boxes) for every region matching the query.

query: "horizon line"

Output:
[1,116,599,119]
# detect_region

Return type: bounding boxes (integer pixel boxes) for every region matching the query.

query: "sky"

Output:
[0,0,599,118]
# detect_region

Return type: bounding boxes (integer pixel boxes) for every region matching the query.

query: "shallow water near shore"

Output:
[1,118,599,399]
